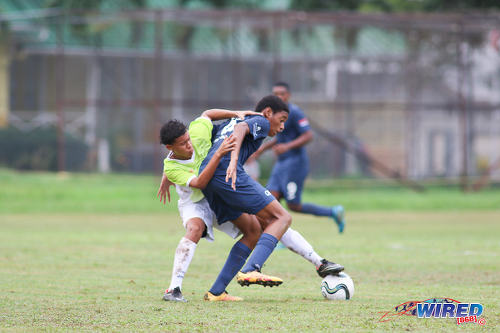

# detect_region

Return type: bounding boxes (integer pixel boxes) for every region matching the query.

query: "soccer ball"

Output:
[321,272,354,300]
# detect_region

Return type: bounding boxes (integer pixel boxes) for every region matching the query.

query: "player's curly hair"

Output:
[160,119,187,145]
[254,95,289,114]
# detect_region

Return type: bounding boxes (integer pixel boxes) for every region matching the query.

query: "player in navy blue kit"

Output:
[200,95,292,299]
[250,82,346,233]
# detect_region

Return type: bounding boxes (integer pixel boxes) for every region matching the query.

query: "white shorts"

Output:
[178,198,241,242]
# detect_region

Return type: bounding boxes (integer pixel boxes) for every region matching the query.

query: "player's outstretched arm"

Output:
[201,109,260,121]
[157,173,173,204]
[189,135,236,190]
[226,122,249,190]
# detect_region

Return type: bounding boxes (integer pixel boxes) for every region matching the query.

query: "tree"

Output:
[289,0,500,12]
[46,0,146,45]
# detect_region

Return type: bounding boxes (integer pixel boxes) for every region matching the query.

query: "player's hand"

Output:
[216,135,236,157]
[235,110,261,120]
[225,159,238,191]
[157,174,173,204]
[273,143,289,156]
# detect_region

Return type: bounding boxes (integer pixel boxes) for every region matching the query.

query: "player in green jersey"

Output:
[158,108,262,302]
[159,107,344,302]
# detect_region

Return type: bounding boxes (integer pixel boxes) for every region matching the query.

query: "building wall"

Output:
[8,42,500,179]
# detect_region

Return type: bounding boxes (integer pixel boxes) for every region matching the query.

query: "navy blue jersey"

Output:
[276,103,311,161]
[267,155,309,204]
[200,115,270,176]
[200,115,274,223]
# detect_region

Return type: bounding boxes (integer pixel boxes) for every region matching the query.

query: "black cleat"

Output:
[162,287,187,302]
[316,259,344,277]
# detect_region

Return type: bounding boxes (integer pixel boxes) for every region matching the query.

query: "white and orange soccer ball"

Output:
[321,272,354,300]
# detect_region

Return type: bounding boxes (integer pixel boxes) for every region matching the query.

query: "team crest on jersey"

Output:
[253,123,262,137]
[298,118,309,127]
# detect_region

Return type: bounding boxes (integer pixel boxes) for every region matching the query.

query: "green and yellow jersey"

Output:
[163,117,213,205]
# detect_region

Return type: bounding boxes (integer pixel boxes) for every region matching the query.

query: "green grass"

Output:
[1,212,499,332]
[0,169,499,331]
[1,169,499,213]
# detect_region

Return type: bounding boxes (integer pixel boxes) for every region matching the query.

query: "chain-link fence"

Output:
[3,9,500,187]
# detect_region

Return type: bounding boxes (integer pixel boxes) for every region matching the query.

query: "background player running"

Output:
[249,82,346,233]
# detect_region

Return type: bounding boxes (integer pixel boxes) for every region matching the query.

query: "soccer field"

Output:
[0,172,499,331]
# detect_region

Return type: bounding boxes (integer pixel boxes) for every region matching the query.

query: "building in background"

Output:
[1,2,499,182]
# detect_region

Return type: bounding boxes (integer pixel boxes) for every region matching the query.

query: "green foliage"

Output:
[46,0,147,10]
[42,0,500,12]
[45,0,147,43]
[0,127,88,171]
[289,0,500,12]
[179,0,262,9]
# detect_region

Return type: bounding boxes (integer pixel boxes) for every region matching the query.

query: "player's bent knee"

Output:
[245,219,262,239]
[249,222,263,239]
[257,200,292,228]
[232,214,262,248]
[185,219,205,239]
[240,223,261,237]
[240,224,261,249]
[277,210,292,229]
[283,211,292,228]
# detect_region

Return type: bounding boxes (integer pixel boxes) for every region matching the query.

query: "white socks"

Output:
[280,228,323,267]
[168,230,322,291]
[168,237,197,291]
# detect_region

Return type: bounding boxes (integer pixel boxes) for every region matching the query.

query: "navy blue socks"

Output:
[241,233,278,273]
[209,241,251,296]
[300,203,332,217]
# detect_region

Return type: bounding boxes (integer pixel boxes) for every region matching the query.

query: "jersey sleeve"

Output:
[293,107,311,134]
[163,160,194,187]
[244,116,270,140]
[189,117,214,157]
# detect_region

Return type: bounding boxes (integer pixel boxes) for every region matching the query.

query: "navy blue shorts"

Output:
[203,170,275,224]
[267,156,309,204]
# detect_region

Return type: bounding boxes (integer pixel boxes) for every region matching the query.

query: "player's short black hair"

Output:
[255,95,289,114]
[160,119,187,145]
[273,81,290,91]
